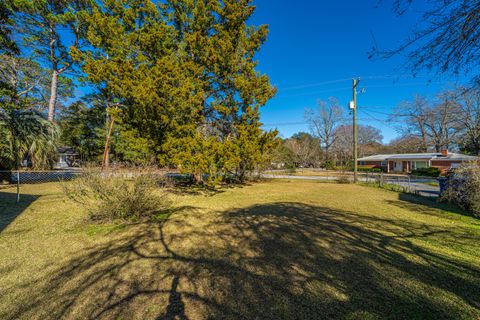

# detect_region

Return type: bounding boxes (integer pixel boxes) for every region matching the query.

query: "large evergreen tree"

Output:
[74,0,277,183]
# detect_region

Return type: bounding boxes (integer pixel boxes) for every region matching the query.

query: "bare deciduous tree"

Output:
[284,132,322,168]
[331,124,384,164]
[374,0,480,83]
[429,91,464,151]
[305,97,345,160]
[392,92,464,152]
[392,95,429,152]
[387,135,426,153]
[457,87,480,155]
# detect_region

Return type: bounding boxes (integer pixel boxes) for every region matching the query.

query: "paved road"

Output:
[262,174,440,197]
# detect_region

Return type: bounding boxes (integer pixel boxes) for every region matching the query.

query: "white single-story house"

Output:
[358,150,480,173]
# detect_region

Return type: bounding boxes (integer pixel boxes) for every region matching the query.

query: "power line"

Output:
[275,86,352,99]
[361,108,465,118]
[274,81,448,100]
[364,81,449,89]
[358,110,399,130]
[273,78,454,102]
[358,109,393,117]
[262,121,308,127]
[280,78,352,91]
[262,117,384,127]
[358,105,397,109]
[278,74,434,92]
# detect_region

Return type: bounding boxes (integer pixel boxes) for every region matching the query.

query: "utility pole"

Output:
[352,78,359,183]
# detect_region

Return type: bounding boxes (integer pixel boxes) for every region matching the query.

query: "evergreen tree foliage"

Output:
[73,0,277,183]
[58,101,106,162]
[0,1,18,55]
[59,99,157,165]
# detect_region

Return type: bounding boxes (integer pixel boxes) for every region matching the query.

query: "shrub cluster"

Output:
[411,167,441,177]
[323,159,336,170]
[358,166,384,173]
[337,175,352,184]
[63,169,170,221]
[441,163,480,216]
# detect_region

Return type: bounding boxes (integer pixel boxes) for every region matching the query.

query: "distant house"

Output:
[358,150,480,173]
[55,147,79,169]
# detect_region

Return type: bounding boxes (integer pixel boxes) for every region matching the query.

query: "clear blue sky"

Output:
[250,1,466,143]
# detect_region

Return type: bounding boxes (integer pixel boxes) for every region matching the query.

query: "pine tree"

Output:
[12,0,92,120]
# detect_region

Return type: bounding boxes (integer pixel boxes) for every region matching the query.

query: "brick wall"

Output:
[359,161,387,169]
[431,160,462,173]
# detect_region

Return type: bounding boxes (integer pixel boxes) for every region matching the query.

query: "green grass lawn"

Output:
[0,180,479,320]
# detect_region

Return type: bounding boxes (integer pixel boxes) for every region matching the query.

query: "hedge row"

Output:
[410,167,441,177]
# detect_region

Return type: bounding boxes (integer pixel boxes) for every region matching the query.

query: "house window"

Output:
[413,161,428,169]
[380,161,387,166]
[359,161,365,165]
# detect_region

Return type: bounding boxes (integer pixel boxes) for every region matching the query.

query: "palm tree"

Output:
[0,108,59,170]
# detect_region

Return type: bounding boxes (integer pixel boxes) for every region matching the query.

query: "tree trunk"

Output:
[48,70,58,121]
[104,146,110,167]
[193,172,203,184]
[102,115,115,168]
[421,135,428,152]
[324,138,330,161]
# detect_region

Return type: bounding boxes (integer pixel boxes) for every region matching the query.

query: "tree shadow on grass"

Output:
[0,191,39,233]
[158,276,188,320]
[166,185,226,197]
[167,182,250,197]
[3,202,480,319]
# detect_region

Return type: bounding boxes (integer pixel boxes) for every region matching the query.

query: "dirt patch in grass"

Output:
[0,181,479,319]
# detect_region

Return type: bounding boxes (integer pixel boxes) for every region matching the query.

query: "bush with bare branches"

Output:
[441,162,480,216]
[63,168,170,221]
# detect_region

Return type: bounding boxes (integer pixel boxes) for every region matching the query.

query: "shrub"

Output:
[411,167,441,177]
[344,160,355,171]
[358,166,383,173]
[337,175,352,184]
[63,169,170,221]
[441,162,480,216]
[323,159,336,170]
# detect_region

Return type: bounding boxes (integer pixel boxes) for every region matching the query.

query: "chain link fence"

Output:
[0,170,81,203]
[263,170,440,197]
[360,172,440,197]
[1,169,441,204]
[0,168,187,203]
